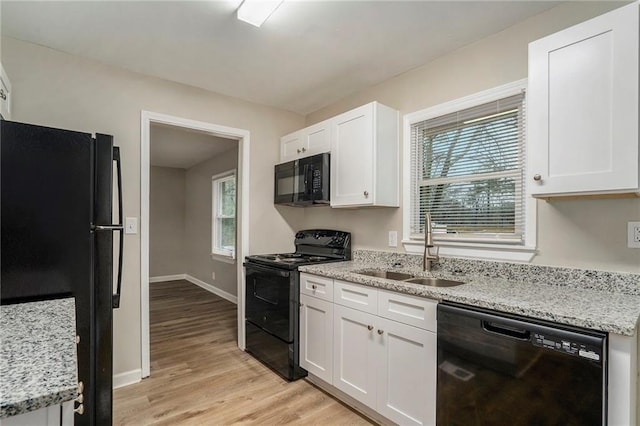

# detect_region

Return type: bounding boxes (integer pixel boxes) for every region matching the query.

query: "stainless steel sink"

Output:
[357,270,414,281]
[356,270,465,287]
[404,277,465,287]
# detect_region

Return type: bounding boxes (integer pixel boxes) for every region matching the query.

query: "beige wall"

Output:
[1,37,305,377]
[185,147,239,296]
[302,1,640,273]
[149,166,186,277]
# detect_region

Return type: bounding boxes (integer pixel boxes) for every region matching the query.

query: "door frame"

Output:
[140,111,250,378]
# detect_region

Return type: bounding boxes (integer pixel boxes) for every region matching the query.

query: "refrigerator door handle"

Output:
[94,147,124,309]
[111,147,123,309]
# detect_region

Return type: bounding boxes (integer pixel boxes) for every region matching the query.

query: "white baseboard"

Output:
[184,274,238,304]
[149,274,186,283]
[113,369,142,389]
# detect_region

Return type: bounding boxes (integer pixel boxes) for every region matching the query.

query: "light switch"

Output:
[388,231,398,247]
[125,217,138,235]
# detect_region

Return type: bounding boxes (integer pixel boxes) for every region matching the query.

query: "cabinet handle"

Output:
[367,325,374,331]
[75,335,80,344]
[0,89,6,100]
[74,404,85,415]
[363,191,369,197]
[377,329,384,335]
[311,284,317,290]
[77,381,84,394]
[533,174,542,181]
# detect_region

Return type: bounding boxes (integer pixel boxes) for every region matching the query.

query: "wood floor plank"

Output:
[113,280,375,425]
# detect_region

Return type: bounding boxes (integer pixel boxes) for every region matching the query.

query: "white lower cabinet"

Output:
[299,293,334,383]
[300,273,437,426]
[333,304,378,408]
[376,317,436,426]
[2,401,74,426]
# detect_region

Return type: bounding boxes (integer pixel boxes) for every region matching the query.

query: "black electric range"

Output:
[243,229,351,380]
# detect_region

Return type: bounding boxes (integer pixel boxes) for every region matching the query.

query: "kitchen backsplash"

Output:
[353,250,640,296]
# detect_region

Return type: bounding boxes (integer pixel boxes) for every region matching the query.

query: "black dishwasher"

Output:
[437,302,607,426]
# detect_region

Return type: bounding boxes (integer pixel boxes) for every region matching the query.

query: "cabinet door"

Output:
[333,304,377,408]
[2,403,68,426]
[299,294,334,383]
[304,121,331,157]
[528,3,639,196]
[331,103,374,206]
[280,129,304,163]
[376,318,436,426]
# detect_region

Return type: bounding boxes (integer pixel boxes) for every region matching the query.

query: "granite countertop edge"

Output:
[0,298,79,419]
[299,261,640,337]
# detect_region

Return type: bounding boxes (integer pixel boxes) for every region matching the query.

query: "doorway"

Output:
[141,111,250,378]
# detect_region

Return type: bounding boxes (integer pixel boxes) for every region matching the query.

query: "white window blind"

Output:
[410,92,526,243]
[212,171,236,258]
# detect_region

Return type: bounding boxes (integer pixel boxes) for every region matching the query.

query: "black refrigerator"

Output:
[1,120,124,425]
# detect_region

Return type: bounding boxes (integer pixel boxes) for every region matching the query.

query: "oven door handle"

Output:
[253,282,279,306]
[244,262,291,278]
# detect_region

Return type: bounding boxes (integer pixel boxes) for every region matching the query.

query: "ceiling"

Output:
[1,1,561,115]
[150,123,237,169]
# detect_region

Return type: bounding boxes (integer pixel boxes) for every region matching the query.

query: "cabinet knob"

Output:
[0,89,6,101]
[75,394,84,404]
[299,303,304,308]
[363,191,369,197]
[74,404,84,415]
[77,381,84,394]
[75,335,80,344]
[301,147,307,152]
[367,325,374,331]
[297,149,301,154]
[311,284,317,290]
[377,329,384,335]
[533,174,542,181]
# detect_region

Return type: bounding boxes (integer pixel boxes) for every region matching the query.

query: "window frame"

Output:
[402,79,537,262]
[211,169,237,262]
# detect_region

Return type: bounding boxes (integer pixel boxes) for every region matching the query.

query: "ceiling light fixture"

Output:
[236,0,284,28]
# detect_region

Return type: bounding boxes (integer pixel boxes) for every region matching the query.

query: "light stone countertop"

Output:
[299,260,640,336]
[0,298,78,418]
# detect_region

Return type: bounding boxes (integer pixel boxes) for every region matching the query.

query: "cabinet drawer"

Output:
[334,280,378,315]
[300,273,333,301]
[377,289,437,332]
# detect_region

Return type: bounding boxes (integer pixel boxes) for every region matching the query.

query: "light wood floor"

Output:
[113,280,374,425]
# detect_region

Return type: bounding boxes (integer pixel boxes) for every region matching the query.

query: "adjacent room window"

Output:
[211,170,236,259]
[405,81,534,260]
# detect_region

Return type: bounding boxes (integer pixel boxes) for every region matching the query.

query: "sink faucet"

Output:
[423,213,440,272]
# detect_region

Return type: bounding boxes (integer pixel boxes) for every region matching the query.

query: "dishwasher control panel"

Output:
[532,332,602,362]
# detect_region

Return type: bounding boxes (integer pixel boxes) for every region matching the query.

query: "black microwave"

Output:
[274,153,330,206]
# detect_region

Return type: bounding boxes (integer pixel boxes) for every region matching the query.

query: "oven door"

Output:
[245,263,293,342]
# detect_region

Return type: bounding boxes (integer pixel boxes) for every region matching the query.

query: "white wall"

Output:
[302,1,640,273]
[150,166,186,277]
[1,37,305,377]
[185,147,239,296]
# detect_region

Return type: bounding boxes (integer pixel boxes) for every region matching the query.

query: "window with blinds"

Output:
[409,92,526,243]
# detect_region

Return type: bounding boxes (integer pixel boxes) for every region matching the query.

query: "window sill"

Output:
[211,252,236,264]
[402,239,537,263]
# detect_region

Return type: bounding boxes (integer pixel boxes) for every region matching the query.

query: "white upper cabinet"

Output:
[330,102,399,207]
[528,2,639,198]
[279,120,330,163]
[1,63,12,120]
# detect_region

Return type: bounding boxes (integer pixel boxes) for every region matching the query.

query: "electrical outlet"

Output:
[211,272,216,280]
[388,231,398,247]
[627,222,640,248]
